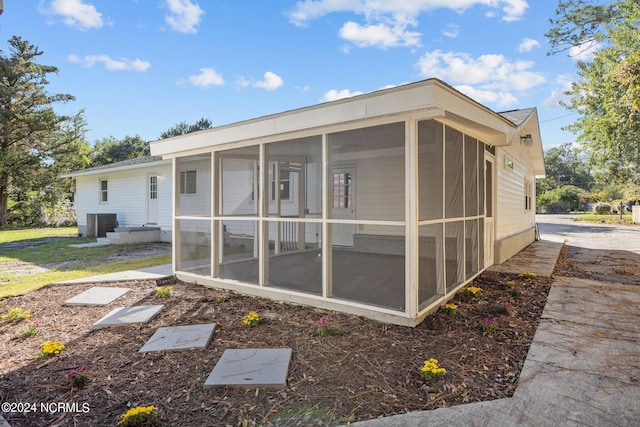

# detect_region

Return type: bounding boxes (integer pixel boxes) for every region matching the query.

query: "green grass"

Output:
[0,227,171,299]
[0,227,78,243]
[574,214,633,224]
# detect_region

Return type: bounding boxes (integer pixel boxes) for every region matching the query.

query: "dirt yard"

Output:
[0,249,559,426]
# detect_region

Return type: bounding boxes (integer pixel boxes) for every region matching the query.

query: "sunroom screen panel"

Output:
[177,154,211,217]
[220,147,259,216]
[418,120,443,221]
[265,136,322,218]
[331,225,406,311]
[218,220,259,285]
[465,136,478,217]
[445,220,465,293]
[266,221,322,295]
[328,122,405,221]
[177,218,211,275]
[445,126,463,219]
[419,223,443,310]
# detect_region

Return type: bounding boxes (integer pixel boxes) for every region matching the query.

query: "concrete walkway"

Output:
[353,219,640,426]
[53,264,173,285]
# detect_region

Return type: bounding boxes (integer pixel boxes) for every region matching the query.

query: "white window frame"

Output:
[180,170,197,195]
[99,179,108,203]
[149,175,158,200]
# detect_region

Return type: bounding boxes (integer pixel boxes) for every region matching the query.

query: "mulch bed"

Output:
[0,257,558,426]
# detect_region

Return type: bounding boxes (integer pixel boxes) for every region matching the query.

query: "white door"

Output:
[147,174,159,225]
[331,167,355,247]
[484,158,494,268]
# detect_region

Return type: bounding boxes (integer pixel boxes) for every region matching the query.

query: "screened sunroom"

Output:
[151,79,541,326]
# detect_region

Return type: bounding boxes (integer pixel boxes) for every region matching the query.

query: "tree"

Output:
[0,36,87,226]
[90,135,150,167]
[160,117,213,139]
[537,143,592,194]
[546,1,640,183]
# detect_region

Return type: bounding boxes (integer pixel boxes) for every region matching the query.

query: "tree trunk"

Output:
[0,189,7,227]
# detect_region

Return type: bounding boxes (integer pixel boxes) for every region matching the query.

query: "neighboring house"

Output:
[62,156,173,242]
[145,78,543,326]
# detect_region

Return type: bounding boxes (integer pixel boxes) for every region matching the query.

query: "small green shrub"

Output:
[594,202,611,215]
[545,201,570,214]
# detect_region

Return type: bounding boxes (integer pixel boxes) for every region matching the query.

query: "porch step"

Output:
[98,228,162,245]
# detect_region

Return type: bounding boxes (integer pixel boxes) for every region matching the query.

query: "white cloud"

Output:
[416,49,545,107]
[186,68,224,87]
[288,1,529,49]
[68,54,150,71]
[165,0,205,34]
[45,0,103,30]
[442,24,459,38]
[321,88,364,102]
[542,74,573,108]
[288,1,529,27]
[339,21,421,48]
[252,72,284,91]
[455,85,518,107]
[518,37,540,53]
[569,40,602,61]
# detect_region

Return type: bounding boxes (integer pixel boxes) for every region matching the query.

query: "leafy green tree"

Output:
[537,143,592,194]
[538,185,588,212]
[90,135,150,167]
[0,36,88,226]
[546,1,640,183]
[160,117,212,139]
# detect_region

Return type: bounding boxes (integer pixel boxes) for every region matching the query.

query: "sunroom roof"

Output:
[150,78,531,158]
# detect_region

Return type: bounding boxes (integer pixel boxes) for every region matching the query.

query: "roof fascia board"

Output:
[61,159,172,178]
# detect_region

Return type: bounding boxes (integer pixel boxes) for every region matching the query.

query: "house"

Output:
[148,78,542,326]
[62,156,173,242]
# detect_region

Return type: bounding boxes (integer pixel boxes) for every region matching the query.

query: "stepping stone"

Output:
[64,287,131,306]
[139,323,217,353]
[92,305,163,329]
[204,348,292,390]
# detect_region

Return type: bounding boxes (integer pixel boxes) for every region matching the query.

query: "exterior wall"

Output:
[74,163,173,242]
[493,142,537,263]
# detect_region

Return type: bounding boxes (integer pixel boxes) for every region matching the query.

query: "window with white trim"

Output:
[180,170,197,195]
[99,179,108,203]
[149,175,158,199]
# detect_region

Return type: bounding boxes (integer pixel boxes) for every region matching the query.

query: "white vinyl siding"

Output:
[73,162,173,239]
[495,146,536,240]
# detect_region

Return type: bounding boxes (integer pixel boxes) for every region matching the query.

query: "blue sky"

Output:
[1,0,591,149]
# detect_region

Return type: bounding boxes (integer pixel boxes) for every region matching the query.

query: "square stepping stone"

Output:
[92,305,164,329]
[64,287,131,306]
[204,348,292,389]
[139,323,217,353]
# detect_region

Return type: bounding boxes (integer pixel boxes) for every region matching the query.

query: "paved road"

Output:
[537,214,640,253]
[537,214,640,285]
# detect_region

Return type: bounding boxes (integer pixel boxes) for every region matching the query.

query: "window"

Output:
[332,172,351,208]
[525,179,532,211]
[270,163,291,201]
[149,176,158,200]
[180,170,197,194]
[99,179,108,203]
[279,169,290,201]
